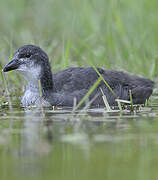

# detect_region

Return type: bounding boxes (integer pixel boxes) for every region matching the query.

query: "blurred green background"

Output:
[0,1,158,180]
[0,0,158,81]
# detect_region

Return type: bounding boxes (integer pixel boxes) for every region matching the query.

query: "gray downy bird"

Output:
[2,45,155,107]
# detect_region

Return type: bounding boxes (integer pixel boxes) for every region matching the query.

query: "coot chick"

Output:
[2,45,155,107]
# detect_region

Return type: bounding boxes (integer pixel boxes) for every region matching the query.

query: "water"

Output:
[0,96,158,180]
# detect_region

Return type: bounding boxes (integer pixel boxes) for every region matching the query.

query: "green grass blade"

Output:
[100,88,111,111]
[115,99,123,114]
[64,41,71,68]
[74,77,102,110]
[72,46,117,98]
[92,66,117,97]
[129,89,134,111]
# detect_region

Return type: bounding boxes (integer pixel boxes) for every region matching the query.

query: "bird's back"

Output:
[52,67,154,106]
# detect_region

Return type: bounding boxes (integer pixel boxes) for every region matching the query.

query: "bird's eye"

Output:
[25,54,31,58]
[18,53,31,59]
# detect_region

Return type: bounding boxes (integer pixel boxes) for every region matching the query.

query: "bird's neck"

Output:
[40,67,54,94]
[25,65,54,96]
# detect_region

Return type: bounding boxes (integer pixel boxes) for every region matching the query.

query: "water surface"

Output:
[0,96,158,180]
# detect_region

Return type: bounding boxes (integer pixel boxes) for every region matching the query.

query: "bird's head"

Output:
[3,45,50,82]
